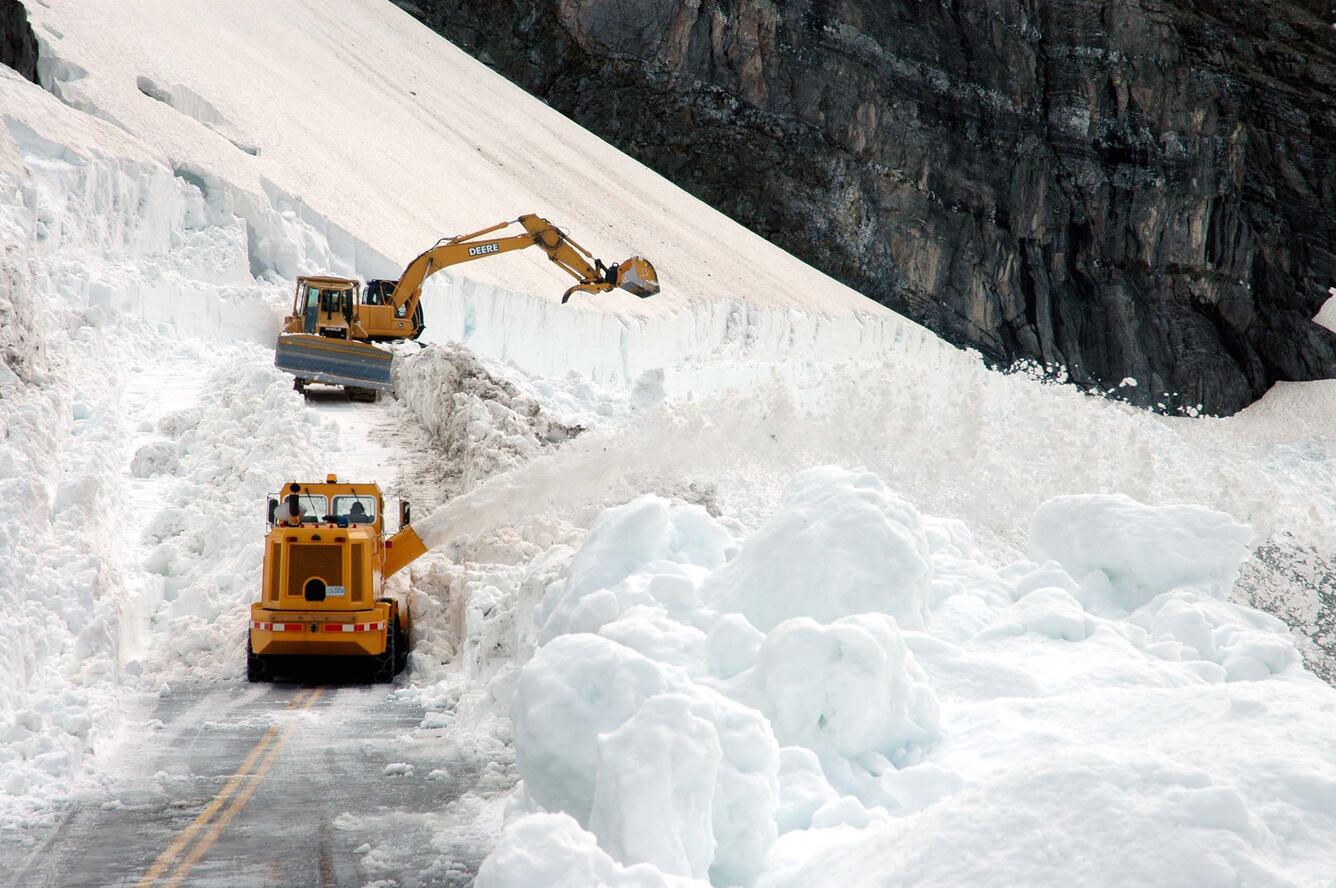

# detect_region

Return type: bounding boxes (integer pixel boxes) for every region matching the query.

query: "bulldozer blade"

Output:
[616,256,660,298]
[274,334,395,391]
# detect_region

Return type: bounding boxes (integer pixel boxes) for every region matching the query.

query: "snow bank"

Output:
[764,693,1336,887]
[136,364,324,681]
[485,466,1335,886]
[393,343,581,496]
[1031,495,1253,611]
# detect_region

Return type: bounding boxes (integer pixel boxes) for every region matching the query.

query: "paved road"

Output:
[5,680,478,887]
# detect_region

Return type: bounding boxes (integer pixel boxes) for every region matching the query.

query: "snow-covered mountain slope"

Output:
[17,0,898,323]
[2,1,1336,885]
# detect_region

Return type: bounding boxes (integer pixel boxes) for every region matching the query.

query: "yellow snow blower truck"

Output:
[247,475,428,682]
[275,213,660,399]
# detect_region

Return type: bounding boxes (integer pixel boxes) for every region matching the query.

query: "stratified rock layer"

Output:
[409,0,1336,414]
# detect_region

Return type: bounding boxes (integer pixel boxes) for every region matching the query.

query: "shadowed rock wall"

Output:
[0,0,37,84]
[408,0,1336,414]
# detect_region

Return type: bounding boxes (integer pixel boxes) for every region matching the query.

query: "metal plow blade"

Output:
[616,256,660,298]
[274,334,395,391]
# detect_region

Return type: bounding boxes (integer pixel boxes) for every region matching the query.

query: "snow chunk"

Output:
[512,635,779,885]
[703,467,931,631]
[599,606,708,672]
[129,440,180,477]
[775,747,840,833]
[976,587,1095,643]
[1030,495,1251,611]
[1130,592,1298,681]
[590,694,720,879]
[476,813,707,888]
[514,635,672,823]
[535,495,735,644]
[728,615,941,799]
[706,614,765,680]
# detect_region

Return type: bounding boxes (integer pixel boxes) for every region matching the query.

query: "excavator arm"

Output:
[385,214,659,323]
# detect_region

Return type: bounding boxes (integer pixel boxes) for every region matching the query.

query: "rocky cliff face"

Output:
[408,0,1336,414]
[0,0,37,84]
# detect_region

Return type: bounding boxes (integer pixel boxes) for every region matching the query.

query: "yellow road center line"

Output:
[161,687,324,888]
[135,688,316,887]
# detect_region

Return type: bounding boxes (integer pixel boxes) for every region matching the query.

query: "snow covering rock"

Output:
[1030,495,1252,611]
[512,634,780,885]
[702,467,931,631]
[476,812,707,888]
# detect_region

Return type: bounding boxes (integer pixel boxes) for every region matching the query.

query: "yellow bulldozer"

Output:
[275,214,660,398]
[247,475,428,682]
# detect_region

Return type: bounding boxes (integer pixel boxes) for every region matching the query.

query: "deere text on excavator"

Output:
[247,475,428,682]
[275,214,660,399]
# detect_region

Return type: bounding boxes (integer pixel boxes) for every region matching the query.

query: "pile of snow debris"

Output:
[464,466,1336,887]
[393,343,584,496]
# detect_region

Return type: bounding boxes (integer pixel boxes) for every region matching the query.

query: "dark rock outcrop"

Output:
[0,0,37,84]
[407,0,1336,414]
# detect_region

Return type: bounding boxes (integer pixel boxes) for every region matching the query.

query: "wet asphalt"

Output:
[3,678,479,887]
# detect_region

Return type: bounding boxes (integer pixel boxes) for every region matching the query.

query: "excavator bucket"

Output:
[274,334,395,392]
[616,256,660,298]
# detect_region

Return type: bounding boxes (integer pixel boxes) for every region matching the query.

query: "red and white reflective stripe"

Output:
[251,621,306,632]
[322,621,387,633]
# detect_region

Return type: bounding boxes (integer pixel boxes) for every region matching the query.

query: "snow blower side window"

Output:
[332,495,376,526]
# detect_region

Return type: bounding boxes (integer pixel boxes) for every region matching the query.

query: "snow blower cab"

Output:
[247,475,428,682]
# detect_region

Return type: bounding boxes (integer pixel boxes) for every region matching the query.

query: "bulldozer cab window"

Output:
[332,495,376,525]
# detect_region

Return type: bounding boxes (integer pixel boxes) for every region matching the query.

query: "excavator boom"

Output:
[384,214,660,324]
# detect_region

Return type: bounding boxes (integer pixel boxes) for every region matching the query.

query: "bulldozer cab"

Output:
[286,276,360,338]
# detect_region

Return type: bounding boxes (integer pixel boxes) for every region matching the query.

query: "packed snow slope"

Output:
[17,0,894,325]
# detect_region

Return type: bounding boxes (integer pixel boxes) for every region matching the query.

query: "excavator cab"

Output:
[284,276,360,339]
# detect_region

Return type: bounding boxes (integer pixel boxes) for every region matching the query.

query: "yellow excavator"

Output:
[275,214,660,398]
